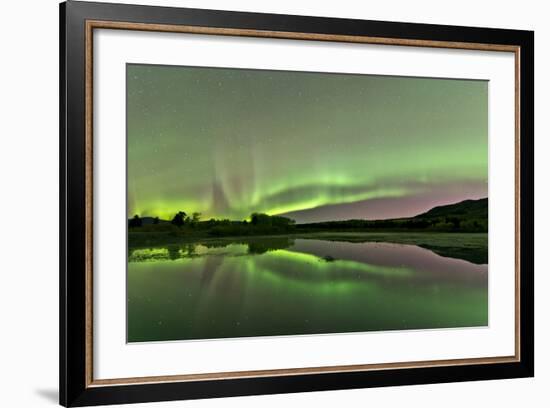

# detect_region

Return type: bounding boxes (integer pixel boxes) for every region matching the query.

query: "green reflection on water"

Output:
[127,238,488,342]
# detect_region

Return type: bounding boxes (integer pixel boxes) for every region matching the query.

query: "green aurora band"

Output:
[127,64,488,222]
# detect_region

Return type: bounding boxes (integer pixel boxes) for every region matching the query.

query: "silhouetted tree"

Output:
[153,216,159,225]
[250,213,271,226]
[128,214,142,228]
[189,212,201,228]
[271,216,295,227]
[171,211,187,227]
[445,216,461,229]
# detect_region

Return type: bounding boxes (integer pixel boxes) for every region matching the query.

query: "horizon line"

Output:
[129,196,488,225]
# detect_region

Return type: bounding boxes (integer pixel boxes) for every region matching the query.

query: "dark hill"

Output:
[415,198,488,220]
[296,197,488,233]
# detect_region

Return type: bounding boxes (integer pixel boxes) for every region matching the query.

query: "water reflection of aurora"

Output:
[127,239,488,342]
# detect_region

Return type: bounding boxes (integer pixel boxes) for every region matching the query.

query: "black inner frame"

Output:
[60,1,534,406]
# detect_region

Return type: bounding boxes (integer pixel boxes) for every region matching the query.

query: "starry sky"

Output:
[127,64,488,223]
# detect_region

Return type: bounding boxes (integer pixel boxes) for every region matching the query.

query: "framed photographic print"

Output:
[59,1,534,406]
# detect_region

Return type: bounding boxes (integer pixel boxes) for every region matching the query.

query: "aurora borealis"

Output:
[126,64,490,341]
[127,64,488,223]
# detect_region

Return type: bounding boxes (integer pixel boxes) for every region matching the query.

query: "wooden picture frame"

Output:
[60,1,534,406]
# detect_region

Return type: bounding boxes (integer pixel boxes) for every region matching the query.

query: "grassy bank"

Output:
[128,231,488,264]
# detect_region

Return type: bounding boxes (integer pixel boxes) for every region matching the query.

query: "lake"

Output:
[127,234,488,342]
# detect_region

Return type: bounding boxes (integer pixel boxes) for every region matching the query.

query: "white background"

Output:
[94,29,516,379]
[0,0,545,407]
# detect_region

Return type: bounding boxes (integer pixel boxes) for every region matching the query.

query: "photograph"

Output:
[126,64,489,343]
[55,1,535,405]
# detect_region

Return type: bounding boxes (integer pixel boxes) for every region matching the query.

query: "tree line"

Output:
[128,211,297,236]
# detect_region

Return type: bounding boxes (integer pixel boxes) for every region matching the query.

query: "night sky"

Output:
[127,64,488,223]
